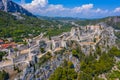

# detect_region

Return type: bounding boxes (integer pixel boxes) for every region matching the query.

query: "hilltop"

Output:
[0,7,120,80]
[74,16,120,29]
[0,11,72,42]
[0,0,35,17]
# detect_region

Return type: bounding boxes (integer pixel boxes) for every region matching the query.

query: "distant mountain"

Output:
[0,0,35,17]
[0,0,4,10]
[104,16,120,29]
[38,16,86,21]
[74,16,120,29]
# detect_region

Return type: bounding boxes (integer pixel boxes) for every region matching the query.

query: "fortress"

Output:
[0,23,117,80]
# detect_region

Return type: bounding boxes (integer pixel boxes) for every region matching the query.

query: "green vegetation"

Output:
[71,41,85,61]
[115,32,120,39]
[49,60,77,80]
[117,62,120,70]
[13,65,21,73]
[1,10,120,80]
[38,52,52,66]
[0,11,120,44]
[45,25,72,37]
[49,41,120,80]
[72,49,85,60]
[0,51,7,61]
[0,70,9,80]
[95,46,102,55]
[94,76,104,80]
[109,47,120,57]
[107,61,120,80]
[78,72,92,80]
[0,11,72,43]
[72,49,79,58]
[116,39,120,48]
[54,49,65,55]
[78,47,120,80]
[80,52,114,77]
[115,31,120,48]
[40,48,45,53]
[75,16,120,29]
[79,47,117,79]
[107,71,120,80]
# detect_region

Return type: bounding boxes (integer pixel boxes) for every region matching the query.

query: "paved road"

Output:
[0,60,29,69]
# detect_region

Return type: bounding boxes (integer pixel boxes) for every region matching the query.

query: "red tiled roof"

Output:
[1,44,10,49]
[0,43,17,49]
[0,39,4,42]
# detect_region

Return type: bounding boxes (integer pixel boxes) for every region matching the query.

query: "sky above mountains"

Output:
[14,0,120,18]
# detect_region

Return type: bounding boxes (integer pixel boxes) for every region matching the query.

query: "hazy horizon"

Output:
[13,0,120,18]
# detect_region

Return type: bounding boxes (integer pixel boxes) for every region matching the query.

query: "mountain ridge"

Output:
[0,0,35,17]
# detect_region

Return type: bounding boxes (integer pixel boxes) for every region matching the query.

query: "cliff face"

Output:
[83,26,116,54]
[0,0,4,10]
[0,0,35,17]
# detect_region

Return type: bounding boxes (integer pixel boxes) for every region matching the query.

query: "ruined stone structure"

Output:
[0,23,117,80]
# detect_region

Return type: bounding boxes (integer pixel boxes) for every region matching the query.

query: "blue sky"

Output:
[14,0,120,18]
[49,0,119,8]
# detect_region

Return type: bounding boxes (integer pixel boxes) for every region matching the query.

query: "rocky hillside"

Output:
[0,0,35,17]
[74,16,120,29]
[0,11,72,42]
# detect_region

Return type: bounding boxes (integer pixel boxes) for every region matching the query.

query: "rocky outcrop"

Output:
[0,0,4,10]
[80,26,116,54]
[0,0,35,17]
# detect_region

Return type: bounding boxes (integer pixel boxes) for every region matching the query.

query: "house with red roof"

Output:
[0,42,17,49]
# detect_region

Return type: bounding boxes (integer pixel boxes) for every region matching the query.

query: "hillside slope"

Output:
[75,16,120,29]
[0,11,72,42]
[0,0,35,17]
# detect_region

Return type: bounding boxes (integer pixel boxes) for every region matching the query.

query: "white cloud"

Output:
[95,8,102,13]
[114,7,120,12]
[46,4,65,12]
[94,8,108,14]
[21,0,120,18]
[23,0,48,9]
[81,4,93,9]
[72,4,93,13]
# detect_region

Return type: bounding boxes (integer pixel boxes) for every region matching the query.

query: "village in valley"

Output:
[0,23,116,79]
